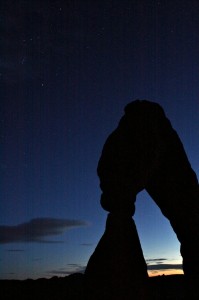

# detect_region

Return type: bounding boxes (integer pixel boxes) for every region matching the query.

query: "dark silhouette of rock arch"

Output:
[85,100,199,299]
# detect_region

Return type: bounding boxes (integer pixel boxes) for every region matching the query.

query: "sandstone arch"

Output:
[85,100,199,299]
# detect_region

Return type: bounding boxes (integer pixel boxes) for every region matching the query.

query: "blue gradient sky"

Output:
[1,0,199,279]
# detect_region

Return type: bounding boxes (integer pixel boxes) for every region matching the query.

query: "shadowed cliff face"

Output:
[85,100,199,299]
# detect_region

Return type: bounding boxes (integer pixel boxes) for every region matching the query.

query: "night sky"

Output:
[1,0,199,279]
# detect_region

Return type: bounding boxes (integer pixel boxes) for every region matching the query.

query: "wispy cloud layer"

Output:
[6,249,25,252]
[48,264,86,276]
[146,258,167,263]
[147,264,182,271]
[0,218,88,244]
[146,257,182,273]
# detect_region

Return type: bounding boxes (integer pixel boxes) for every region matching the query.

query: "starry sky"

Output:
[1,0,199,280]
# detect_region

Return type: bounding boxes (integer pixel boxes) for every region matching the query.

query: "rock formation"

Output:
[85,100,199,299]
[85,213,148,299]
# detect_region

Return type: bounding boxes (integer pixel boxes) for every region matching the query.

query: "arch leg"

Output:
[85,212,148,299]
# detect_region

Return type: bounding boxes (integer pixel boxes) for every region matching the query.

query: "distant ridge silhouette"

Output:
[85,100,199,299]
[0,274,186,300]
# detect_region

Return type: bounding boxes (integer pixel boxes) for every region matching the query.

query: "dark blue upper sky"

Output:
[1,0,199,279]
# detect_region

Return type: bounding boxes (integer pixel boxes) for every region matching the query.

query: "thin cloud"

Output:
[146,258,182,271]
[147,264,182,271]
[0,218,88,244]
[6,249,25,252]
[48,264,86,276]
[146,258,167,263]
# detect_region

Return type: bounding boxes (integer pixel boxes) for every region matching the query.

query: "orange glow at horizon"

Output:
[148,269,184,277]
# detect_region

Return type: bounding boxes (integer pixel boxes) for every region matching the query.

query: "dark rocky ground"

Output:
[0,274,187,300]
